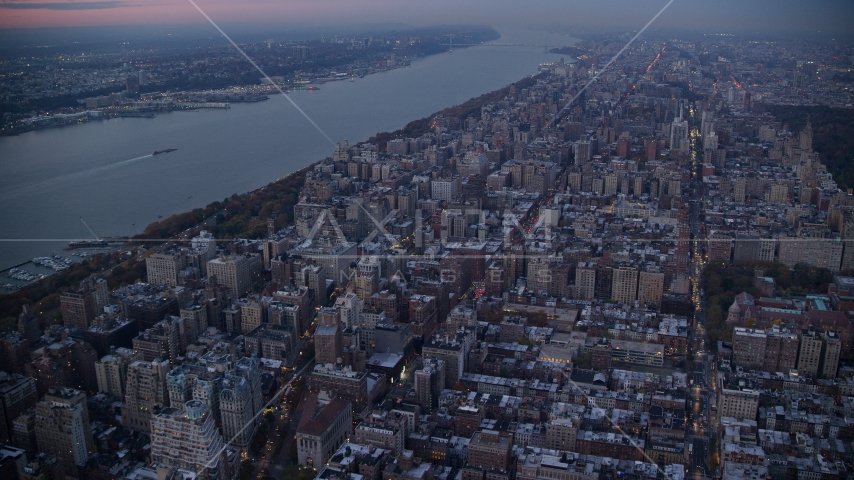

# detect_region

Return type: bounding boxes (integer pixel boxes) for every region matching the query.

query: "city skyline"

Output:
[2,1,854,478]
[0,0,853,36]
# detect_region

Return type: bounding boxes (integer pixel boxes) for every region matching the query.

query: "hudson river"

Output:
[0,28,570,271]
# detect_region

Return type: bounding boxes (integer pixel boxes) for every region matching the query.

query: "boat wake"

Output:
[0,153,154,202]
[77,153,155,176]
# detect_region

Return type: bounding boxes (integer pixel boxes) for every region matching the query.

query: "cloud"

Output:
[0,0,125,9]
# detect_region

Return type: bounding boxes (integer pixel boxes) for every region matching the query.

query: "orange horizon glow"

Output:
[0,1,339,29]
[0,0,851,34]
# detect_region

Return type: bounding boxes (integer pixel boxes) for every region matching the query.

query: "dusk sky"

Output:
[0,0,852,36]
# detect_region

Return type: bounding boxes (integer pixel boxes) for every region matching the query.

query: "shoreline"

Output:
[2,36,560,283]
[133,71,543,242]
[0,42,468,138]
[0,59,421,138]
[0,70,543,298]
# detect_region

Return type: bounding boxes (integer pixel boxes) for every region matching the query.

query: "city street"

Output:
[250,354,316,479]
[686,113,716,479]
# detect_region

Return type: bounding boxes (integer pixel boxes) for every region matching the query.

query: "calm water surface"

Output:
[0,28,572,270]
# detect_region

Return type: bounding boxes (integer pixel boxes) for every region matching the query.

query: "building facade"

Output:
[34,387,96,477]
[150,400,229,480]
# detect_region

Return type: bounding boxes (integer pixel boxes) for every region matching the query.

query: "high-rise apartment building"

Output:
[335,292,362,330]
[573,141,591,165]
[34,387,96,477]
[603,174,618,196]
[732,328,768,370]
[797,329,824,377]
[0,331,30,375]
[574,263,596,300]
[17,305,40,346]
[243,324,293,362]
[708,234,733,262]
[220,369,262,450]
[123,358,170,433]
[611,267,638,304]
[94,353,128,399]
[207,255,254,298]
[150,400,229,480]
[431,177,460,202]
[454,405,483,439]
[274,285,315,334]
[414,358,445,413]
[60,278,108,329]
[239,300,266,335]
[133,317,182,363]
[146,252,186,287]
[637,271,664,307]
[820,330,841,378]
[166,354,262,438]
[595,265,613,301]
[717,377,760,421]
[769,183,789,204]
[407,294,438,338]
[12,411,37,452]
[758,238,777,262]
[353,256,380,302]
[315,310,343,366]
[763,327,799,373]
[422,334,466,389]
[733,235,761,262]
[670,119,689,151]
[180,304,209,346]
[525,257,551,296]
[0,373,37,444]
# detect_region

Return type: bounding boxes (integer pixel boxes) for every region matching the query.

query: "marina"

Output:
[0,247,116,292]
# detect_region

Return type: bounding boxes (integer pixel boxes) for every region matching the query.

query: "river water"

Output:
[0,28,571,271]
